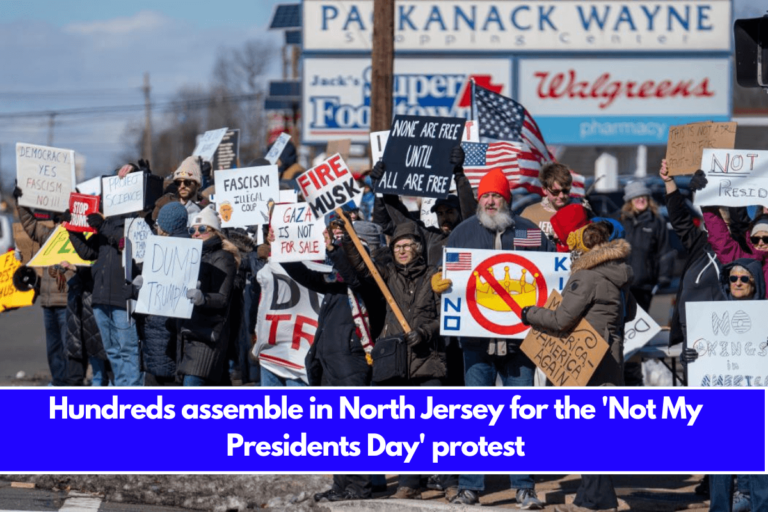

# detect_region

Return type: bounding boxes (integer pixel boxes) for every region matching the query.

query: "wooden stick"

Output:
[335,208,412,333]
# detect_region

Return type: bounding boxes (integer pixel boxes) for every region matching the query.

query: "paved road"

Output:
[0,303,49,385]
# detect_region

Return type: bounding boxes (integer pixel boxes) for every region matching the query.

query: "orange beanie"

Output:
[477,168,511,204]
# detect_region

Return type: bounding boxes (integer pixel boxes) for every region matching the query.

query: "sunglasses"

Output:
[547,187,571,197]
[729,275,752,284]
[188,225,210,235]
[176,179,196,187]
[750,236,768,245]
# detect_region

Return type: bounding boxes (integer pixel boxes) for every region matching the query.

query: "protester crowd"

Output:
[7,127,768,512]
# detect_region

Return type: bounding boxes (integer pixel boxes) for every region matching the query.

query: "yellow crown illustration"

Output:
[474,266,538,311]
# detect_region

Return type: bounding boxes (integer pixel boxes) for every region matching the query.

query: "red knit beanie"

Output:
[477,168,511,204]
[550,204,591,244]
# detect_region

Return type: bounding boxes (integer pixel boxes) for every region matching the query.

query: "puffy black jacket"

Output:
[617,208,673,290]
[65,269,107,361]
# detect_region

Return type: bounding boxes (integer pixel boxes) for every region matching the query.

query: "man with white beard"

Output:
[439,168,554,508]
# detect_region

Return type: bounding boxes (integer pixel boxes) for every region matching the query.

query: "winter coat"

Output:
[177,235,238,382]
[16,204,72,307]
[704,210,768,299]
[446,214,555,252]
[525,239,637,386]
[65,269,107,361]
[665,190,726,346]
[719,258,767,301]
[151,192,200,221]
[346,223,446,381]
[617,208,673,291]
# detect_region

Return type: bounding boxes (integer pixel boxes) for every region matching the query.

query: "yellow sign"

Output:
[27,225,93,267]
[0,252,35,312]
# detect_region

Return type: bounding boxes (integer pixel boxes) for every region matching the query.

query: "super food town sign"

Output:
[303,0,732,52]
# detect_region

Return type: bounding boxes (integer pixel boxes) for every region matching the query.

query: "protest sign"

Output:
[253,261,326,384]
[440,248,571,339]
[420,198,438,229]
[214,165,280,228]
[296,154,363,217]
[370,130,389,163]
[520,290,609,386]
[28,225,93,267]
[12,222,51,264]
[124,217,152,264]
[16,143,76,213]
[692,149,768,208]
[462,120,480,143]
[623,306,662,361]
[0,252,35,313]
[375,115,465,199]
[192,127,228,162]
[102,173,145,217]
[271,203,326,263]
[326,139,351,162]
[212,129,240,170]
[279,189,298,204]
[75,176,101,197]
[134,236,202,319]
[665,121,737,176]
[265,132,292,165]
[686,301,768,387]
[63,193,100,233]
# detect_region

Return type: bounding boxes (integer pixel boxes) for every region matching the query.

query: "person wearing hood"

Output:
[178,206,239,386]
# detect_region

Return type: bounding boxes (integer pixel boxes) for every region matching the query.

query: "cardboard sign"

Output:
[102,173,145,217]
[253,261,327,383]
[520,290,609,386]
[693,149,768,208]
[370,130,389,163]
[214,165,280,228]
[665,121,737,176]
[326,139,351,163]
[134,236,203,319]
[440,248,571,339]
[271,203,326,263]
[192,127,228,162]
[212,129,240,170]
[124,217,152,265]
[376,115,465,199]
[75,176,101,197]
[686,301,768,387]
[296,154,363,217]
[0,252,35,313]
[462,120,480,143]
[28,225,93,267]
[265,133,292,165]
[16,143,76,213]
[63,193,100,233]
[623,305,662,361]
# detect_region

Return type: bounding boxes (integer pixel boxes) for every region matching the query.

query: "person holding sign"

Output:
[178,206,239,386]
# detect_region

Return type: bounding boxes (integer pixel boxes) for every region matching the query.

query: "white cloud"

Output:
[64,10,169,35]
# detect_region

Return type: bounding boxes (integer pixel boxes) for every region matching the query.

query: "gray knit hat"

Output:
[623,181,652,202]
[353,221,385,250]
[156,201,189,235]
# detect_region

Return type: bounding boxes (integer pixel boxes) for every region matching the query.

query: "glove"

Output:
[118,237,125,251]
[13,249,22,262]
[520,306,533,326]
[370,160,385,181]
[449,145,465,171]
[680,348,698,366]
[405,329,424,348]
[87,213,105,231]
[12,181,22,199]
[60,209,72,223]
[186,288,205,306]
[138,159,152,174]
[431,272,453,294]
[256,243,271,260]
[198,157,212,179]
[689,169,708,192]
[132,275,144,289]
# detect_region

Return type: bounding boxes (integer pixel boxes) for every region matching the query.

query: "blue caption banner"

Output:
[0,388,764,473]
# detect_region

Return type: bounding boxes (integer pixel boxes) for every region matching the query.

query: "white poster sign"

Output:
[370,130,389,163]
[440,248,571,339]
[135,236,203,319]
[265,133,292,165]
[253,262,327,383]
[420,197,438,229]
[686,301,768,387]
[271,203,327,263]
[75,176,101,197]
[296,154,363,217]
[16,143,76,212]
[623,306,662,361]
[693,149,768,209]
[124,217,152,265]
[462,120,480,143]
[192,127,228,162]
[279,189,298,204]
[214,165,280,228]
[102,173,145,217]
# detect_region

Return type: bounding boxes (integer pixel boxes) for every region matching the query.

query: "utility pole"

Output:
[370,0,394,137]
[47,114,56,146]
[143,72,153,165]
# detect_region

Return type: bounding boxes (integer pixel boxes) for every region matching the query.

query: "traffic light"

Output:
[734,15,768,88]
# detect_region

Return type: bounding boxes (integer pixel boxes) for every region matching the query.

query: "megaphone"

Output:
[12,265,38,292]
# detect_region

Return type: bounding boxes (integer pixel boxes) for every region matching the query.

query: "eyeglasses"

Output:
[188,225,209,235]
[729,275,752,284]
[547,187,571,197]
[176,179,196,188]
[393,243,416,253]
[751,236,768,245]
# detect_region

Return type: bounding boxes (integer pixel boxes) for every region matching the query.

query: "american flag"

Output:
[472,81,584,198]
[461,141,522,189]
[445,251,472,271]
[513,229,542,248]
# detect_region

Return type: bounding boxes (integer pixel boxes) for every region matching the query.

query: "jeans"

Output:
[260,367,307,387]
[89,357,111,386]
[183,374,208,387]
[93,305,142,386]
[459,342,535,492]
[710,474,768,511]
[42,307,69,386]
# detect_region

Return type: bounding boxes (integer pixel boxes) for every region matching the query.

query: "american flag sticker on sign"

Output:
[445,251,472,271]
[514,229,541,248]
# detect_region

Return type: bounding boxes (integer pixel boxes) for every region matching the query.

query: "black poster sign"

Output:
[212,129,240,170]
